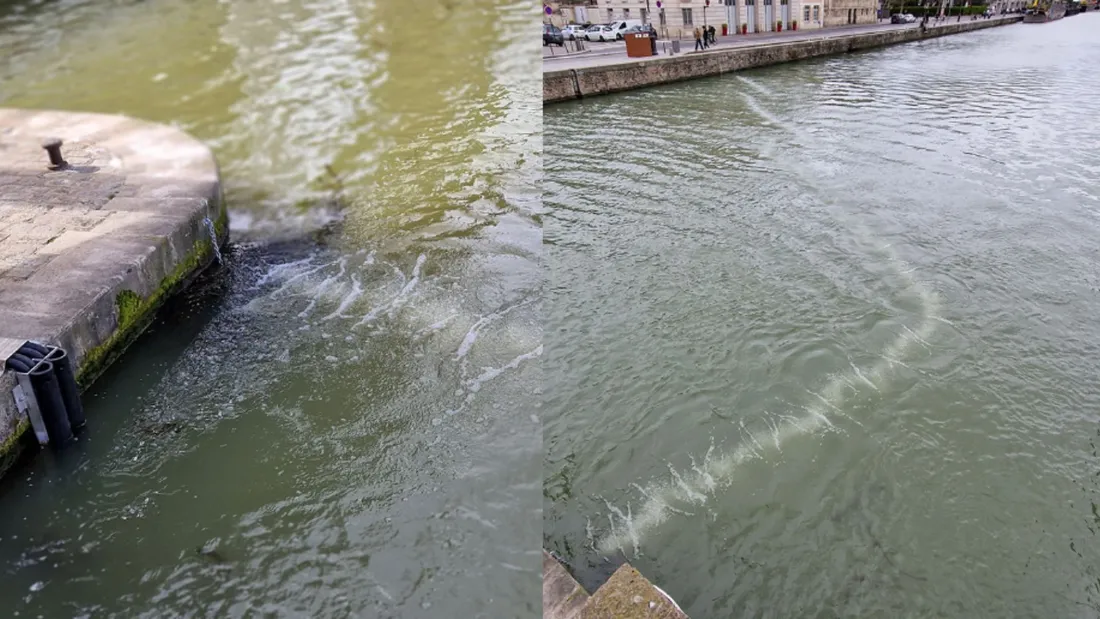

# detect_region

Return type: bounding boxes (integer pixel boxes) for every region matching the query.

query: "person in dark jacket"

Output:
[708,25,717,45]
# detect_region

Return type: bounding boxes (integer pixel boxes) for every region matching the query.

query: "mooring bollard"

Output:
[42,137,66,170]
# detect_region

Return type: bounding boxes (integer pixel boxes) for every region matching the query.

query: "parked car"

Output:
[543,23,564,46]
[602,19,643,41]
[890,13,917,23]
[584,24,607,41]
[562,24,587,40]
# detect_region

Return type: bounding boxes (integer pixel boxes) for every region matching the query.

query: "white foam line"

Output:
[737,75,775,98]
[413,313,460,341]
[596,236,941,556]
[740,90,795,133]
[455,298,537,360]
[297,298,318,319]
[441,345,543,418]
[297,259,347,319]
[321,274,362,321]
[355,254,427,327]
[464,345,542,393]
[851,361,880,392]
[254,256,315,288]
[386,254,427,318]
[268,261,334,298]
[594,91,947,556]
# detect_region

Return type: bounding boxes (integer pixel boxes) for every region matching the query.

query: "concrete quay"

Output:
[544,16,1021,103]
[0,108,226,472]
[544,550,689,619]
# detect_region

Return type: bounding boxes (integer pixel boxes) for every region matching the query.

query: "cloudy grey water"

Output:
[545,17,1100,618]
[0,0,541,616]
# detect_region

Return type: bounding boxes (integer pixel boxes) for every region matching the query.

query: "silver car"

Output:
[562,24,587,40]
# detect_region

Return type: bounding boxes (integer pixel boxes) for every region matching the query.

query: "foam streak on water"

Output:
[597,234,941,556]
[355,254,427,327]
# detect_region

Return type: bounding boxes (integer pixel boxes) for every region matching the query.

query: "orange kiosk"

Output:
[625,32,655,58]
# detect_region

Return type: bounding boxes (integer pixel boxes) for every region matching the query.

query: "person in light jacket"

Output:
[694,26,704,51]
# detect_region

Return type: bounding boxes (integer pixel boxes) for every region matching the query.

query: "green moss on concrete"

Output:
[214,203,229,240]
[115,289,142,329]
[0,417,32,479]
[76,236,214,387]
[0,416,30,453]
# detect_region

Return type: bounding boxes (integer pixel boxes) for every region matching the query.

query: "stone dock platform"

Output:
[0,108,226,472]
[544,550,689,619]
[544,16,1022,103]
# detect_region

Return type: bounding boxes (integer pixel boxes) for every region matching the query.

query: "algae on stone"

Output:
[76,235,216,387]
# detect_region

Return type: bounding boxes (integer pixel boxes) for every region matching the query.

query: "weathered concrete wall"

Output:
[543,549,689,619]
[544,17,1021,103]
[543,550,589,619]
[0,108,227,474]
[580,562,688,619]
[545,71,580,103]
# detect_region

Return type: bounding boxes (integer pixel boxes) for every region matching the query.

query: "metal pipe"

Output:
[45,347,84,430]
[27,360,73,446]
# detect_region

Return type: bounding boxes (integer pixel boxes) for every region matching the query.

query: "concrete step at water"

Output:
[543,549,690,619]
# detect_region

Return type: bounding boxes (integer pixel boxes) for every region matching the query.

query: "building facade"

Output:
[582,0,877,37]
[548,0,600,26]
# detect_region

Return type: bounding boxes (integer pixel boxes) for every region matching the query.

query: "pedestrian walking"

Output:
[708,25,717,45]
[694,26,704,51]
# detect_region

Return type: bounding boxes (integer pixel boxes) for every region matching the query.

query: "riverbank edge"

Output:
[543,550,689,618]
[543,16,1022,103]
[0,108,227,478]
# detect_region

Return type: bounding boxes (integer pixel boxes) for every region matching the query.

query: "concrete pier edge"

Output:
[0,108,227,476]
[543,549,690,619]
[544,16,1022,103]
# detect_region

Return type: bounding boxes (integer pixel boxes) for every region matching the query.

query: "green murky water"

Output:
[0,0,541,616]
[545,16,1100,618]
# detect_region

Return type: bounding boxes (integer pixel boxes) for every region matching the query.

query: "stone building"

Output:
[548,0,600,26]
[586,0,877,37]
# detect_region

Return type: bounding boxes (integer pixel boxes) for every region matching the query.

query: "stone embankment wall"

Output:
[0,109,226,474]
[544,17,1021,103]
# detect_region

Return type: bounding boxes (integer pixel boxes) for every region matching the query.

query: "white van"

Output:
[600,19,643,41]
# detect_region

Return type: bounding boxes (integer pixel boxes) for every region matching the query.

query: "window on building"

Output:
[660,8,667,25]
[804,5,810,19]
[608,8,613,21]
[682,8,693,25]
[813,5,819,20]
[624,8,630,18]
[640,8,647,23]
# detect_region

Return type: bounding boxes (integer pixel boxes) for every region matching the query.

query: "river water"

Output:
[545,16,1100,618]
[0,0,541,616]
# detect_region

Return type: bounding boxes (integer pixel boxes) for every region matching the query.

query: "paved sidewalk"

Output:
[543,18,993,71]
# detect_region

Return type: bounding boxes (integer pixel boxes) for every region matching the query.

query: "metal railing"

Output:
[543,37,588,56]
